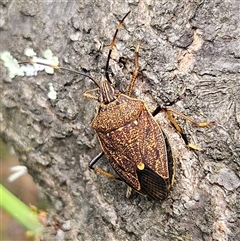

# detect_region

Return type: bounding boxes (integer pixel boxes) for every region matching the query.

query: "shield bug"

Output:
[18,11,213,200]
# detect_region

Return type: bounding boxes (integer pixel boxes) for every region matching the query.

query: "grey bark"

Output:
[1,0,240,240]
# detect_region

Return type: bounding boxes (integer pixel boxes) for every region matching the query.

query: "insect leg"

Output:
[83,88,99,101]
[152,106,214,150]
[89,152,105,167]
[89,152,121,180]
[127,43,140,97]
[164,108,214,128]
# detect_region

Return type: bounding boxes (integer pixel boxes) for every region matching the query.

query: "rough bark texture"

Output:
[1,1,240,240]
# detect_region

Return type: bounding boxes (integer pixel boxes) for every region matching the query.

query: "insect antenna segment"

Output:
[105,10,131,84]
[18,61,100,87]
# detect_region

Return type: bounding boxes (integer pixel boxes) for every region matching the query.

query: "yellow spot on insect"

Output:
[137,162,145,170]
[117,127,123,131]
[133,120,138,125]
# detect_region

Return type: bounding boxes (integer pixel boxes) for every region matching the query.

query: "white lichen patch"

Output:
[0,48,59,78]
[24,48,37,57]
[0,51,23,78]
[47,83,57,100]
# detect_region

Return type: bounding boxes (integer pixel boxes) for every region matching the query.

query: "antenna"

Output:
[18,61,100,87]
[105,11,131,83]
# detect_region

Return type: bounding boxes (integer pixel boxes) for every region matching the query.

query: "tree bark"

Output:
[1,1,240,240]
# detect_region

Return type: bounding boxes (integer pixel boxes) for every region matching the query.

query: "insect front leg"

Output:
[152,105,214,150]
[89,152,121,180]
[83,88,100,101]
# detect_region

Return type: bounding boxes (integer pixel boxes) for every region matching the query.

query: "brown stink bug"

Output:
[18,11,213,200]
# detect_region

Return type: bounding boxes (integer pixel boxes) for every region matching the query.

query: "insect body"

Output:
[19,11,212,200]
[70,11,174,200]
[91,92,175,200]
